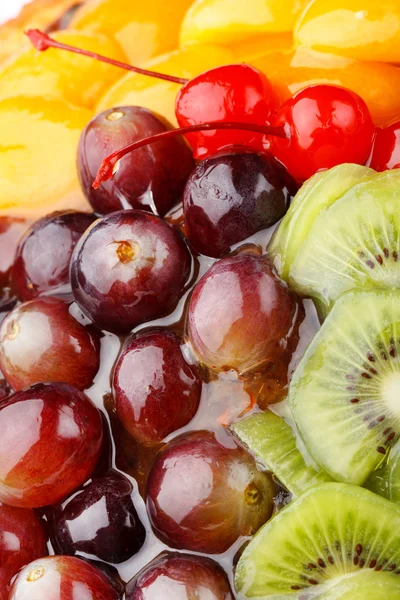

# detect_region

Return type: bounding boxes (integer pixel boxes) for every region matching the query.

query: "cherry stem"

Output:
[93,121,287,189]
[25,29,189,85]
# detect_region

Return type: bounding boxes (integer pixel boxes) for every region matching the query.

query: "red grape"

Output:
[187,253,298,374]
[70,210,191,333]
[126,552,234,600]
[0,297,100,391]
[11,211,94,301]
[8,555,119,600]
[0,503,47,599]
[0,382,103,508]
[78,106,194,217]
[113,330,201,443]
[146,430,274,554]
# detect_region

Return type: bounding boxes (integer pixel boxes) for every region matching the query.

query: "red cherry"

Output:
[270,84,375,182]
[369,122,400,171]
[175,64,278,159]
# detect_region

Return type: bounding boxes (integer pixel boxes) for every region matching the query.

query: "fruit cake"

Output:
[2,1,400,599]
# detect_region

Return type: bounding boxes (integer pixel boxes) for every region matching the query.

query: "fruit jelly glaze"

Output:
[0,210,320,593]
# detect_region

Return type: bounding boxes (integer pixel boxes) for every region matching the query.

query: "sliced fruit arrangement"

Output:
[230,410,330,497]
[270,169,400,315]
[289,289,400,485]
[235,483,400,598]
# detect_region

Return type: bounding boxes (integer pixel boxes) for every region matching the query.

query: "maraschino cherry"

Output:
[369,121,400,171]
[26,30,376,183]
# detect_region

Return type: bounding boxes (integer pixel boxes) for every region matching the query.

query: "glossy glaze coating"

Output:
[295,0,400,62]
[9,555,119,600]
[0,503,47,600]
[0,297,100,391]
[176,64,278,159]
[147,430,274,554]
[0,96,91,219]
[12,211,94,301]
[48,470,145,564]
[187,253,297,374]
[0,382,103,508]
[114,330,201,443]
[0,217,28,311]
[270,84,375,182]
[71,0,193,63]
[251,48,400,127]
[78,107,194,216]
[183,151,293,257]
[126,552,234,600]
[71,210,191,333]
[370,122,400,171]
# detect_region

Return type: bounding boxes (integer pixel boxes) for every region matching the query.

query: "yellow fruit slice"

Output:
[234,32,293,60]
[96,45,234,127]
[180,0,308,47]
[295,0,400,62]
[71,0,194,64]
[0,30,126,109]
[252,47,400,126]
[0,96,91,218]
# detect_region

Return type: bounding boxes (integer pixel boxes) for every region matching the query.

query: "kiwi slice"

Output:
[235,482,400,598]
[315,570,400,600]
[284,169,400,316]
[230,411,330,497]
[269,164,374,280]
[289,289,400,485]
[364,464,390,499]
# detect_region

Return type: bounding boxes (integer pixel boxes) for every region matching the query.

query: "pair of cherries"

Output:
[27,30,388,184]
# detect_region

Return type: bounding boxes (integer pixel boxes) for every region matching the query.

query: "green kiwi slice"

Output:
[269,164,374,280]
[235,482,400,598]
[230,411,330,497]
[289,289,400,485]
[284,169,400,316]
[315,570,400,600]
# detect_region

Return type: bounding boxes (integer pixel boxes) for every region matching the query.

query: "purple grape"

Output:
[48,470,146,564]
[77,106,194,216]
[70,210,191,333]
[12,210,94,301]
[184,151,294,257]
[0,217,28,312]
[146,430,274,554]
[113,330,201,443]
[126,552,234,600]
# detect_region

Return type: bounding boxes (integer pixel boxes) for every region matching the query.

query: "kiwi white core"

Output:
[381,372,400,416]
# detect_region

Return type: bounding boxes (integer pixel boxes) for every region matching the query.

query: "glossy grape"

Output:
[0,297,100,391]
[126,552,234,600]
[113,330,201,443]
[0,382,103,508]
[71,210,191,333]
[146,430,274,554]
[78,106,194,216]
[187,253,298,374]
[270,84,375,182]
[183,151,294,258]
[9,555,119,600]
[48,470,145,564]
[0,503,47,600]
[12,210,94,301]
[0,218,28,312]
[176,64,278,159]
